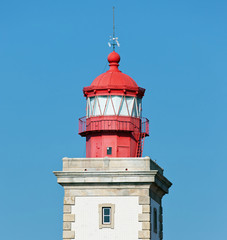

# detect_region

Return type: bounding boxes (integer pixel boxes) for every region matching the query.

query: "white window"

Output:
[99,204,115,229]
[102,207,111,224]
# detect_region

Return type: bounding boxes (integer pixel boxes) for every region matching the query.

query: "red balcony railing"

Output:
[141,117,149,136]
[79,116,149,136]
[79,116,87,133]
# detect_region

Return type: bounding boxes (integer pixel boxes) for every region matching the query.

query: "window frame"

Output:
[102,207,111,224]
[99,203,115,229]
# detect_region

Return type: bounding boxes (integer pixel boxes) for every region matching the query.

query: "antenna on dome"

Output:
[108,6,120,51]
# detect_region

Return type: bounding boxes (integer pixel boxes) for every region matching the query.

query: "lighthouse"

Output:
[54,9,171,238]
[54,49,172,240]
[79,51,149,158]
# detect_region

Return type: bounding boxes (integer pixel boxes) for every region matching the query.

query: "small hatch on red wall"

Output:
[107,147,112,155]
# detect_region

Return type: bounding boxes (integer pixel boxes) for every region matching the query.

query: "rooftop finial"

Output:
[108,6,120,51]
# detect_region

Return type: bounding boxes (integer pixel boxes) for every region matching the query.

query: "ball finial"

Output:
[108,51,120,64]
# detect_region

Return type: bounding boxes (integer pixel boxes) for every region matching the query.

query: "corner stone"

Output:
[142,205,150,213]
[63,214,75,222]
[138,230,150,239]
[139,196,150,205]
[64,197,75,205]
[138,213,150,222]
[63,231,75,239]
[63,222,71,230]
[63,205,71,213]
[142,222,150,230]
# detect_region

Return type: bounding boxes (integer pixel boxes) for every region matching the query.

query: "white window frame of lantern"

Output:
[99,203,115,229]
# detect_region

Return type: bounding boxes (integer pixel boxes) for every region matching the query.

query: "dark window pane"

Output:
[104,216,110,223]
[153,208,157,233]
[104,208,110,215]
[107,147,112,155]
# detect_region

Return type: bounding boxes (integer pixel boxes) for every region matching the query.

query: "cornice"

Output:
[54,170,172,195]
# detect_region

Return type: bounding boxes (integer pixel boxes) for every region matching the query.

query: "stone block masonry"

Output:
[54,157,172,240]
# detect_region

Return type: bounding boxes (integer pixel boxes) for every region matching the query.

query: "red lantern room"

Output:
[78,51,149,158]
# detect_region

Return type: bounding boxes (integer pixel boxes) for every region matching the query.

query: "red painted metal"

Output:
[136,133,146,157]
[79,51,149,158]
[79,116,149,136]
[83,51,145,98]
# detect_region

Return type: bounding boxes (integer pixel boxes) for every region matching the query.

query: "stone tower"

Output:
[54,51,171,240]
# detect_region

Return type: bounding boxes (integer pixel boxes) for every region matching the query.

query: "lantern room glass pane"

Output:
[86,98,90,117]
[97,96,107,115]
[119,97,129,116]
[126,97,134,116]
[93,97,101,116]
[89,97,95,116]
[87,95,142,117]
[104,96,115,115]
[111,96,122,115]
[132,100,137,117]
[137,97,142,117]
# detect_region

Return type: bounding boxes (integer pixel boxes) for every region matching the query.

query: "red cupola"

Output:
[79,51,149,158]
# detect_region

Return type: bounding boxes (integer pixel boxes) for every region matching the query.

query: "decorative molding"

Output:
[64,187,149,197]
[54,170,171,197]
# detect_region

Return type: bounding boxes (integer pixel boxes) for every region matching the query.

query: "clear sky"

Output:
[0,0,226,239]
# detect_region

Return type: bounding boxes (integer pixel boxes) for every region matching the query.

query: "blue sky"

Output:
[0,0,226,239]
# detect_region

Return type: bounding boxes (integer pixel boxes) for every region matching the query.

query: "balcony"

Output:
[79,116,149,136]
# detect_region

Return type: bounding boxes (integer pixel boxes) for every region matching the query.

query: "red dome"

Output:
[83,51,145,97]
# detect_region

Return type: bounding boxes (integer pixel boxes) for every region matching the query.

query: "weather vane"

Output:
[108,6,120,51]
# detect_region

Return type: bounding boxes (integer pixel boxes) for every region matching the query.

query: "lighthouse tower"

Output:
[54,51,171,240]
